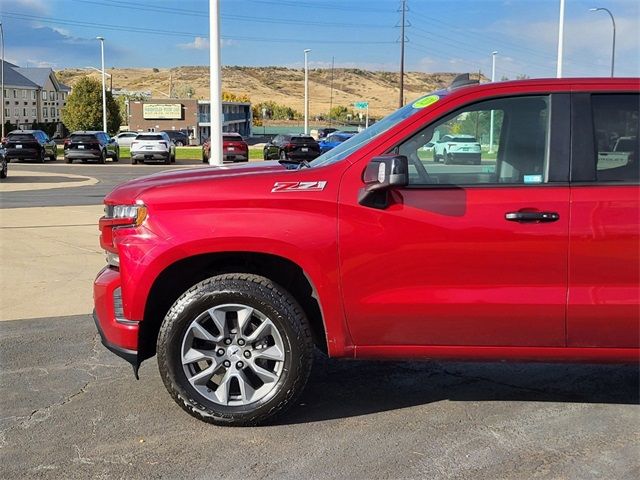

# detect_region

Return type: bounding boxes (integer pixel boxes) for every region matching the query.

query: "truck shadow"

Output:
[279,353,639,425]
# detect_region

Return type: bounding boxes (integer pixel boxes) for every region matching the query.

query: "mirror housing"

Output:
[358,155,408,209]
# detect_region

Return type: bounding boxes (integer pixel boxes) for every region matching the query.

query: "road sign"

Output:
[354,101,369,109]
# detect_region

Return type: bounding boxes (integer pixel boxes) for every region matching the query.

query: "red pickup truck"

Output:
[94,76,639,426]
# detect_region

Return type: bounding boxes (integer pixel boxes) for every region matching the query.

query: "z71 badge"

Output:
[271,181,327,192]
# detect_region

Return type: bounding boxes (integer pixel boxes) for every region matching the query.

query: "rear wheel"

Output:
[444,151,452,164]
[164,153,171,165]
[0,159,7,178]
[38,149,45,163]
[157,274,314,426]
[98,149,106,164]
[132,157,138,165]
[112,148,119,162]
[65,157,73,164]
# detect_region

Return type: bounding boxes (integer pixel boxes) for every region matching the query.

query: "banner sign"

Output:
[143,103,182,119]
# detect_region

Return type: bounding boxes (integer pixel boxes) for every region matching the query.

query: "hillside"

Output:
[56,66,484,118]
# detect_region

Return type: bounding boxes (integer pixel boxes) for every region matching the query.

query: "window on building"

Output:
[13,90,17,98]
[14,108,19,117]
[32,108,37,116]
[4,108,9,118]
[22,90,27,99]
[32,91,36,100]
[22,108,27,117]
[43,107,48,117]
[593,94,639,183]
[42,91,47,100]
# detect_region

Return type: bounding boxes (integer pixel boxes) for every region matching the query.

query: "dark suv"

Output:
[64,131,119,164]
[161,130,189,146]
[4,130,57,163]
[263,134,320,161]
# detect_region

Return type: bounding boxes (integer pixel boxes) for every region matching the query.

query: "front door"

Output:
[339,94,570,347]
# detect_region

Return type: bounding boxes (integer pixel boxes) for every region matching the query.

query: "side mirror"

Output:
[358,155,408,209]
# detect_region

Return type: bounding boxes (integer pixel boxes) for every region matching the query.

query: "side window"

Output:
[592,94,639,183]
[397,96,550,186]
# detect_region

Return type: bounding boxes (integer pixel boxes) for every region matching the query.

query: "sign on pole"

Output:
[353,101,368,109]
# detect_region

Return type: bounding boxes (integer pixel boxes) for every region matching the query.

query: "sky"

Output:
[0,0,638,79]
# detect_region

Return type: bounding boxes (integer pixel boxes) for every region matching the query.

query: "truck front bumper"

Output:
[93,266,141,375]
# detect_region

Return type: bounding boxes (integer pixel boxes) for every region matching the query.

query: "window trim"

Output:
[388,93,570,189]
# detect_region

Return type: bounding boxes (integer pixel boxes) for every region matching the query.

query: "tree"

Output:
[61,77,121,134]
[173,83,195,99]
[222,91,250,103]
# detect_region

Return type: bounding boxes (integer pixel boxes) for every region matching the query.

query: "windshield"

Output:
[310,91,445,168]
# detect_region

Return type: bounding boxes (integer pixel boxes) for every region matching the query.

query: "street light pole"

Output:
[590,7,616,77]
[304,49,311,134]
[1,22,5,140]
[96,36,107,132]
[209,0,223,166]
[489,51,498,154]
[556,0,565,77]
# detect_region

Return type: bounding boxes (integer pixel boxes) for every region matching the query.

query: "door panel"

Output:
[338,185,569,347]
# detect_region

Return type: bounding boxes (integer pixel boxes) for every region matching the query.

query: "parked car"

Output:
[3,130,57,163]
[114,132,139,148]
[161,130,189,147]
[0,145,7,179]
[317,127,338,139]
[202,133,249,163]
[64,131,119,164]
[432,134,482,164]
[93,76,639,426]
[130,132,175,165]
[318,131,356,154]
[263,134,321,161]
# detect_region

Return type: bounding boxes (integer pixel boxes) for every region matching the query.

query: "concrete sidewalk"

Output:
[0,205,105,321]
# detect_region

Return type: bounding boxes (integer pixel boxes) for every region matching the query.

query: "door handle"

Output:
[505,211,559,222]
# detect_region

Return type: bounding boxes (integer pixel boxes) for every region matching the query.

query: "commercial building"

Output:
[1,60,70,130]
[127,98,251,143]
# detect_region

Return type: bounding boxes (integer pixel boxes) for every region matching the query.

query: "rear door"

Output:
[568,92,640,348]
[339,94,572,347]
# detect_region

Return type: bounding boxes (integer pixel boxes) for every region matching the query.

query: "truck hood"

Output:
[105,161,287,204]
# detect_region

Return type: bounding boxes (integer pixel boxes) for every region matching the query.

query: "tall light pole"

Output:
[1,22,5,140]
[303,48,311,134]
[556,0,565,77]
[96,36,107,132]
[489,51,498,154]
[590,7,616,77]
[209,0,222,165]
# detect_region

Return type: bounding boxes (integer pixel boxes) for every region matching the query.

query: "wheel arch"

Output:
[139,251,331,363]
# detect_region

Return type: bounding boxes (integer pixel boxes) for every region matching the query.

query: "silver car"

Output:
[114,131,139,148]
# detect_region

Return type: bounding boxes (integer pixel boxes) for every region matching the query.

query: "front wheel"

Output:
[98,149,106,164]
[0,160,6,178]
[157,274,314,426]
[112,148,119,162]
[279,150,287,161]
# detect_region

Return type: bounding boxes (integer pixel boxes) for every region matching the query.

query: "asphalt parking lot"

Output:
[1,161,639,479]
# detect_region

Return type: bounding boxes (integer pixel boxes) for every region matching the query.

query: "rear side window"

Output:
[223,135,242,142]
[592,94,639,183]
[136,134,163,141]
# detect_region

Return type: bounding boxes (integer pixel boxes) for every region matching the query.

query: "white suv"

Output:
[433,134,481,164]
[130,132,176,165]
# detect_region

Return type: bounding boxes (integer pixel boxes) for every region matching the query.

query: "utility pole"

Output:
[209,0,223,165]
[96,36,107,133]
[398,0,408,108]
[328,56,334,126]
[304,48,311,134]
[169,72,173,98]
[1,22,5,140]
[489,51,498,153]
[556,0,565,78]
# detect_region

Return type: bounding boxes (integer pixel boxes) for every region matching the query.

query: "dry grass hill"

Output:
[57,66,484,118]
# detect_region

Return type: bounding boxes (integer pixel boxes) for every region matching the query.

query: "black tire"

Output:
[0,160,7,179]
[175,141,184,147]
[112,148,119,162]
[432,151,438,162]
[263,150,269,161]
[38,148,45,163]
[65,157,72,164]
[132,157,138,165]
[171,152,176,163]
[157,273,314,426]
[98,149,106,164]
[164,153,171,165]
[444,151,452,165]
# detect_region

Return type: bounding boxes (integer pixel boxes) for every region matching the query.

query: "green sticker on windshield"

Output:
[412,95,440,109]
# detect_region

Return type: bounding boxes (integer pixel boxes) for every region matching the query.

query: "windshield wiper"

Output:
[277,159,311,170]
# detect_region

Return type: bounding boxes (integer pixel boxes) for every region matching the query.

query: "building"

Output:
[1,60,70,130]
[127,98,252,143]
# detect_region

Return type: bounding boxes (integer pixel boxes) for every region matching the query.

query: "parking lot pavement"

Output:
[0,205,104,321]
[1,314,638,480]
